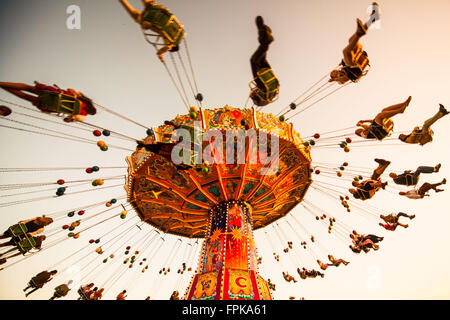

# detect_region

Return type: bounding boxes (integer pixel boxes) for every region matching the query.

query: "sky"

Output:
[0,0,449,300]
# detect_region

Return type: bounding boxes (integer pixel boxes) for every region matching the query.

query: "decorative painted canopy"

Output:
[125,106,312,238]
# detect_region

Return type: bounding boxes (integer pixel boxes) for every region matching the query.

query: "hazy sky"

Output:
[0,0,449,300]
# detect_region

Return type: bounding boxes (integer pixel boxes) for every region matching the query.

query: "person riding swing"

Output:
[119,0,186,63]
[379,212,415,231]
[329,18,372,84]
[1,215,53,240]
[0,234,46,265]
[355,96,411,141]
[399,104,449,146]
[349,159,390,200]
[23,270,57,297]
[0,81,96,122]
[389,164,441,186]
[249,16,280,107]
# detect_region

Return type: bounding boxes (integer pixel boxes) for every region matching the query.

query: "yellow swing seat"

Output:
[141,6,185,48]
[369,118,394,141]
[249,68,280,104]
[7,223,28,238]
[351,44,370,71]
[342,44,371,82]
[14,234,37,254]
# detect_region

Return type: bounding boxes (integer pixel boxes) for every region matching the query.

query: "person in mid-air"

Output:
[301,268,325,279]
[317,259,329,270]
[23,270,57,297]
[87,286,98,300]
[91,288,104,300]
[329,3,380,84]
[358,238,379,251]
[1,215,53,240]
[0,235,46,265]
[399,104,449,146]
[249,16,280,107]
[49,280,73,300]
[352,231,384,244]
[350,240,373,253]
[282,271,297,283]
[399,179,446,199]
[119,0,185,63]
[297,268,308,280]
[350,231,383,253]
[379,212,415,231]
[389,164,441,186]
[317,256,349,270]
[0,81,96,122]
[349,179,386,200]
[78,283,94,300]
[355,96,411,141]
[116,290,128,300]
[349,159,390,200]
[327,255,349,267]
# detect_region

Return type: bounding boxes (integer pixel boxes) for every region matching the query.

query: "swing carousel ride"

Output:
[0,0,449,300]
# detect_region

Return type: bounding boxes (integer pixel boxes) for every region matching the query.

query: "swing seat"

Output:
[382,118,394,133]
[8,223,28,238]
[341,46,370,82]
[38,91,82,116]
[406,174,418,186]
[78,288,89,300]
[15,236,37,254]
[369,118,394,141]
[29,278,38,288]
[141,7,185,46]
[356,185,378,200]
[351,46,369,71]
[250,68,280,104]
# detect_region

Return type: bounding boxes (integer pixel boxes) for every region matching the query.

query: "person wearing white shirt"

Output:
[399,179,446,199]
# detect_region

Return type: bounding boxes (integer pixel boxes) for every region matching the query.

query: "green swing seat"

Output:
[38,91,82,115]
[254,68,280,103]
[8,223,28,237]
[15,235,37,254]
[141,7,185,46]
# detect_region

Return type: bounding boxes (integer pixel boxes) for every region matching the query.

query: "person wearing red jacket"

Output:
[0,81,96,122]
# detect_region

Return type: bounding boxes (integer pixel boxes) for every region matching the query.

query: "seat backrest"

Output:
[382,118,394,132]
[18,236,36,253]
[256,68,280,101]
[357,185,378,200]
[353,50,369,70]
[142,7,172,27]
[346,46,369,82]
[58,93,81,115]
[369,119,393,140]
[8,223,28,237]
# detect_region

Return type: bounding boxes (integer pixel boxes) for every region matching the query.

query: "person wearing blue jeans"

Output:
[389,164,441,186]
